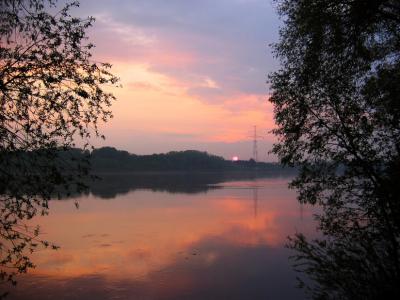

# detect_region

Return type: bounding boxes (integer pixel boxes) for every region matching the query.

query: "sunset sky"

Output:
[77,0,281,161]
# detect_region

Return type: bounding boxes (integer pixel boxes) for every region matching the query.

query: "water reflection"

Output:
[7,176,315,300]
[289,195,400,299]
[68,171,295,199]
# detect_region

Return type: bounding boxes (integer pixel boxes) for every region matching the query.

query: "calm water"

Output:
[8,174,316,300]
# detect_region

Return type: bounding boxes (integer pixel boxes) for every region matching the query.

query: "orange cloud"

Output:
[96,62,274,148]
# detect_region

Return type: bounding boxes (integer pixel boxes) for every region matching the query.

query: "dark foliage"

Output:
[89,147,292,173]
[270,0,400,298]
[0,0,117,295]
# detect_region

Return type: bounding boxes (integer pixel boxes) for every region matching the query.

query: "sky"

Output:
[76,0,281,161]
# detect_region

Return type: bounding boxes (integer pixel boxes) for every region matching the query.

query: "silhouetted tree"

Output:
[0,0,117,296]
[270,0,400,298]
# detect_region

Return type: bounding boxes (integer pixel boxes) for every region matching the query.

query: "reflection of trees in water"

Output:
[0,150,89,297]
[290,221,400,299]
[88,172,225,198]
[288,173,400,298]
[64,171,290,199]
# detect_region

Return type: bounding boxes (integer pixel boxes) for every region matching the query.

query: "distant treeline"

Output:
[1,147,296,198]
[0,146,296,174]
[88,147,294,173]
